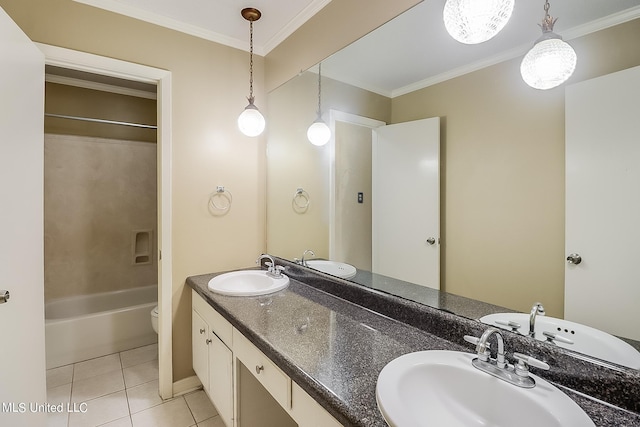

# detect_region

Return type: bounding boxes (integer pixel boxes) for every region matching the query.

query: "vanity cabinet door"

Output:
[192,309,210,391]
[209,332,233,427]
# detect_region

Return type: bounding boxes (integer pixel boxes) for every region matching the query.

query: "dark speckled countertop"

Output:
[187,266,640,427]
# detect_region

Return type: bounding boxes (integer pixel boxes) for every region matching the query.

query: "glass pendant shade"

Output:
[307,119,331,146]
[520,35,577,90]
[238,102,265,137]
[443,0,514,44]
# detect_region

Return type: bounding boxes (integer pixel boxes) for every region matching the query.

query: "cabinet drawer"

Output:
[290,381,342,427]
[192,290,233,347]
[233,328,291,409]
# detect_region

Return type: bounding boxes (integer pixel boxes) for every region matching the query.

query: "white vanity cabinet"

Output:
[192,290,342,427]
[192,292,234,427]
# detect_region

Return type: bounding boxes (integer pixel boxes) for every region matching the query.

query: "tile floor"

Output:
[46,344,225,427]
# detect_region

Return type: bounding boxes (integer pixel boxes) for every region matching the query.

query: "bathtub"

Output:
[45,285,158,369]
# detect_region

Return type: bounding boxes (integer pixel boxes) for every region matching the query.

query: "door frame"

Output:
[328,110,385,259]
[36,44,174,399]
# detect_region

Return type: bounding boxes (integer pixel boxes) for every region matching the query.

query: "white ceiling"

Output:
[74,0,640,96]
[73,0,332,55]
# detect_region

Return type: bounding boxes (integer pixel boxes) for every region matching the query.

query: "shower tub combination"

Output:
[45,284,158,369]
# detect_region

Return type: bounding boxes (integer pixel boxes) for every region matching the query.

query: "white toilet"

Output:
[151,305,158,334]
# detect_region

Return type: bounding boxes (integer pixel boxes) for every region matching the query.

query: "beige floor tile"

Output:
[74,353,122,382]
[120,343,158,369]
[47,365,74,389]
[197,415,226,427]
[123,359,159,388]
[99,415,133,426]
[131,397,195,427]
[47,383,71,406]
[71,370,125,402]
[126,379,163,414]
[68,390,129,427]
[184,390,217,423]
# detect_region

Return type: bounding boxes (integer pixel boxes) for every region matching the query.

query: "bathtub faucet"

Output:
[256,254,285,278]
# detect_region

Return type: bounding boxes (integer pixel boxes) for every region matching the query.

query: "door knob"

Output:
[566,253,582,265]
[426,237,437,245]
[0,290,9,304]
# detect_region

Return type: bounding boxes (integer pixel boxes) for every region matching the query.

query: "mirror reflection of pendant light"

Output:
[520,0,577,90]
[237,8,265,137]
[443,0,514,44]
[307,63,331,146]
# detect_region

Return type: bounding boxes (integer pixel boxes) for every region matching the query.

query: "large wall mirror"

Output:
[266,0,640,369]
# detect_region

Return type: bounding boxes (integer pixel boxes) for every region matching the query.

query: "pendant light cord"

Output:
[249,19,254,101]
[317,63,323,116]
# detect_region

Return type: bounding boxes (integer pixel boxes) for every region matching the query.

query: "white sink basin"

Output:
[207,270,289,296]
[305,260,357,279]
[481,313,640,369]
[376,350,595,427]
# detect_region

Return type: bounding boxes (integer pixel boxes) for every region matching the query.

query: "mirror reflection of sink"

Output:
[376,350,595,427]
[481,313,640,369]
[305,260,357,279]
[207,270,289,296]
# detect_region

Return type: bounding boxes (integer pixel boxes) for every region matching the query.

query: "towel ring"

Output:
[209,186,232,213]
[293,188,310,210]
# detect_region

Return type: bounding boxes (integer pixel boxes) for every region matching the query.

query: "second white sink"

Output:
[376,350,595,427]
[305,260,357,279]
[208,270,289,296]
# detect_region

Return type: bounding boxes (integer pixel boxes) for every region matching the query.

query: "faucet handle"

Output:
[463,335,491,362]
[494,319,522,332]
[463,335,480,345]
[542,331,574,345]
[513,352,550,377]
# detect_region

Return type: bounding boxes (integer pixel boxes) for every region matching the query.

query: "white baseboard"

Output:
[172,375,202,397]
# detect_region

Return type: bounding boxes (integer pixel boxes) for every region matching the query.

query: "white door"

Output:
[0,7,47,426]
[372,118,440,289]
[565,65,640,341]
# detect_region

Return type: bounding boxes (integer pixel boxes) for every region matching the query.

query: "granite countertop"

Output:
[187,270,640,427]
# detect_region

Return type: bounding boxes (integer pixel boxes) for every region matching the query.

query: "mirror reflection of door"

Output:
[565,65,640,342]
[372,118,440,290]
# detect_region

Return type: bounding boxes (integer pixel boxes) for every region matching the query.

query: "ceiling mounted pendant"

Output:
[307,63,331,146]
[237,7,265,137]
[520,0,577,90]
[443,0,515,44]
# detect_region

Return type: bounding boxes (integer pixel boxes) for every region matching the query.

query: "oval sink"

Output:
[481,313,640,369]
[376,350,595,427]
[207,270,289,296]
[305,260,357,279]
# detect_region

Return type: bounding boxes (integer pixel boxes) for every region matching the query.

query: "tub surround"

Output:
[187,262,640,426]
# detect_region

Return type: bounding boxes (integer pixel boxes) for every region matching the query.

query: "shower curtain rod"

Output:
[45,113,157,130]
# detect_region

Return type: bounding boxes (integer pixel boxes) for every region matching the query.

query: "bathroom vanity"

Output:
[187,259,640,427]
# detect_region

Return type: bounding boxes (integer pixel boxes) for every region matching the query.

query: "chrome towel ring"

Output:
[209,186,232,213]
[293,188,310,211]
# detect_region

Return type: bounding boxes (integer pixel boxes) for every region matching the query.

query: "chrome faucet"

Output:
[464,327,549,388]
[529,302,546,338]
[256,254,285,278]
[300,249,315,267]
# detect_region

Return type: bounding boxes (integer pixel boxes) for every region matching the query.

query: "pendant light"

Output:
[520,0,577,90]
[237,8,265,137]
[443,0,514,44]
[307,63,331,146]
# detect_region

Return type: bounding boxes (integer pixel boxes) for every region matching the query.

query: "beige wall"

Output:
[266,71,390,260]
[1,0,266,381]
[391,19,640,317]
[44,134,157,301]
[335,121,372,270]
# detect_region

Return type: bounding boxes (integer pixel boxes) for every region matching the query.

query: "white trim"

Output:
[391,5,640,97]
[172,375,202,397]
[328,110,385,259]
[45,74,157,100]
[36,43,175,401]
